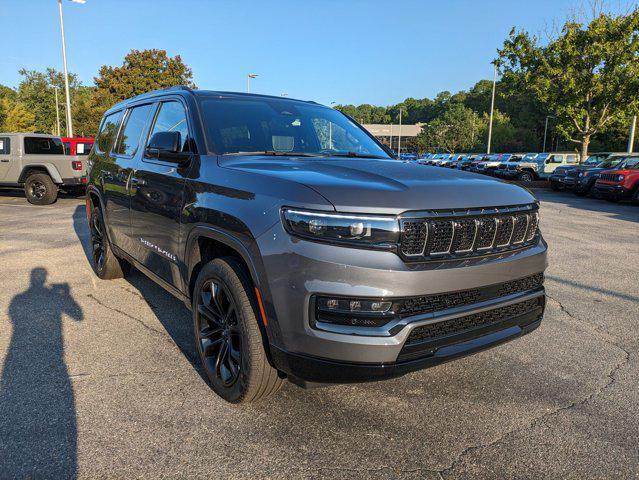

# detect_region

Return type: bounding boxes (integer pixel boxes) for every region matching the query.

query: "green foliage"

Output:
[416,103,480,153]
[4,102,36,132]
[498,10,639,158]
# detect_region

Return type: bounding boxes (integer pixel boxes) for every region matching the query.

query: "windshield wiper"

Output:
[227,151,323,157]
[323,151,388,159]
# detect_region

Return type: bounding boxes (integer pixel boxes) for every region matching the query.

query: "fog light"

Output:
[315,296,395,328]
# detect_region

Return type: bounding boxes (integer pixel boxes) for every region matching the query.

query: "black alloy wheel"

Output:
[90,207,106,272]
[196,279,242,388]
[29,180,47,199]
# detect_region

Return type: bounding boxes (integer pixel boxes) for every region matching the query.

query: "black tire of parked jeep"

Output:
[517,172,534,183]
[193,257,283,403]
[89,206,130,279]
[574,185,590,196]
[24,173,58,205]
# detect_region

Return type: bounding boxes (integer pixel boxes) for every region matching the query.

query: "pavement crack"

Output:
[86,293,167,338]
[436,293,632,478]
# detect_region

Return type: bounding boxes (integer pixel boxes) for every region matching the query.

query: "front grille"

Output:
[397,272,543,317]
[507,164,518,170]
[400,205,539,261]
[599,173,619,182]
[404,297,542,346]
[566,170,580,178]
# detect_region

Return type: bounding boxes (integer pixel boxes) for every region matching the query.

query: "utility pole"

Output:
[628,115,637,154]
[542,115,554,153]
[247,73,258,93]
[57,0,75,137]
[486,62,497,154]
[53,86,61,136]
[389,123,393,151]
[398,108,404,157]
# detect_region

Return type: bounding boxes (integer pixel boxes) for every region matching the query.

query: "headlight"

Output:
[282,208,399,249]
[578,172,584,177]
[617,175,625,182]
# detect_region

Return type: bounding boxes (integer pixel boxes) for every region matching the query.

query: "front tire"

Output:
[193,257,283,403]
[24,173,58,205]
[89,206,130,279]
[517,172,534,183]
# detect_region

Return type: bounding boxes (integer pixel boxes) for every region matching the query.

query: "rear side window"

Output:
[76,142,92,155]
[113,104,154,156]
[566,154,577,163]
[0,137,10,154]
[24,137,65,155]
[95,111,124,153]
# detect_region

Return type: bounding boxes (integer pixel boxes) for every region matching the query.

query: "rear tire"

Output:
[89,206,130,279]
[24,173,58,205]
[193,257,283,404]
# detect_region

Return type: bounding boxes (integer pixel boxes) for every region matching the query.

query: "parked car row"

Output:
[417,152,580,181]
[548,152,639,202]
[415,151,639,203]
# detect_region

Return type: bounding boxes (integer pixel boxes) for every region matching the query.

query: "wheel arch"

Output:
[19,164,63,184]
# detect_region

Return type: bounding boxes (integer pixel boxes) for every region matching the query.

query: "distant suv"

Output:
[563,154,628,196]
[510,152,579,182]
[592,155,639,202]
[86,87,547,403]
[0,132,87,204]
[62,136,94,156]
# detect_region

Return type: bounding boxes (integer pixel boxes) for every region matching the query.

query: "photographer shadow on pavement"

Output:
[0,268,83,478]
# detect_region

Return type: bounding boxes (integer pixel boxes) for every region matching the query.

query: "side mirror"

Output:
[145,131,190,163]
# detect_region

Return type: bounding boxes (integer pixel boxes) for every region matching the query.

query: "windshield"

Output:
[522,153,537,161]
[597,157,624,169]
[623,157,639,169]
[584,154,606,165]
[199,97,391,159]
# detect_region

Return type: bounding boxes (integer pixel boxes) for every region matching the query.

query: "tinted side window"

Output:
[77,142,92,155]
[24,137,65,155]
[0,137,10,154]
[566,154,577,163]
[95,111,124,153]
[113,104,154,156]
[63,142,71,154]
[147,101,190,152]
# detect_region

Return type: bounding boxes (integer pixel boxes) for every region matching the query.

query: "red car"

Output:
[62,137,94,156]
[593,154,639,202]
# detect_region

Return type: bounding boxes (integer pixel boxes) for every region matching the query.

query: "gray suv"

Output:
[86,87,547,403]
[0,133,87,204]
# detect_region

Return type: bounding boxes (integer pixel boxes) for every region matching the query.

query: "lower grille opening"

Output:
[398,296,544,362]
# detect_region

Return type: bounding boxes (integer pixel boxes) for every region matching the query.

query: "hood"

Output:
[220,156,536,214]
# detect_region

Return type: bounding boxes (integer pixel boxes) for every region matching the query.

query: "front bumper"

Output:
[592,183,632,199]
[257,221,548,382]
[496,170,519,179]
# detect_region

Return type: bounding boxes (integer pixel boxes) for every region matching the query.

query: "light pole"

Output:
[486,62,498,154]
[52,85,61,136]
[247,73,258,93]
[542,115,555,153]
[397,107,404,157]
[57,0,84,137]
[628,115,637,154]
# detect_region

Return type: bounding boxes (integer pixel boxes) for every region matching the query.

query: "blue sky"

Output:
[0,0,609,106]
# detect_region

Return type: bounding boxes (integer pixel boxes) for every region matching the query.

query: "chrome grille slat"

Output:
[399,206,540,261]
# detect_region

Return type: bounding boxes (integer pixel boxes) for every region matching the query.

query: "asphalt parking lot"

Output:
[0,189,638,479]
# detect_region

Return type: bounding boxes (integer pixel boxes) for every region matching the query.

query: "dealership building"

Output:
[362,123,423,151]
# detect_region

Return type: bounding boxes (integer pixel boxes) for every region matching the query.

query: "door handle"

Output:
[131,177,147,186]
[0,159,9,163]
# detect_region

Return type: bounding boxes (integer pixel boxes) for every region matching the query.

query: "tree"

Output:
[93,49,195,107]
[16,68,80,134]
[498,10,639,159]
[4,102,36,132]
[416,103,479,153]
